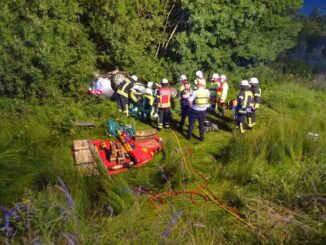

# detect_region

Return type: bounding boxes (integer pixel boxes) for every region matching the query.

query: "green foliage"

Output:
[0,96,120,205]
[0,0,96,98]
[305,12,326,37]
[79,0,170,81]
[97,175,135,215]
[169,0,303,76]
[0,0,306,96]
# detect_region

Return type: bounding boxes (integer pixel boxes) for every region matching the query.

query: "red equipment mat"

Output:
[130,133,163,154]
[91,139,160,176]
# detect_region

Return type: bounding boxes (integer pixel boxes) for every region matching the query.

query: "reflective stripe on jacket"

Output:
[157,87,172,108]
[250,84,262,107]
[117,80,132,98]
[237,89,253,114]
[194,89,209,106]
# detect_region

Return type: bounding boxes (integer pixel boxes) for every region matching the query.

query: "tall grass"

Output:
[0,81,325,244]
[219,82,326,200]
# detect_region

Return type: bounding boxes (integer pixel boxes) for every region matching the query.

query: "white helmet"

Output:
[195,70,203,78]
[220,74,227,81]
[131,75,138,81]
[161,78,169,84]
[211,73,220,80]
[179,74,187,81]
[249,77,259,84]
[240,80,249,86]
[147,81,153,88]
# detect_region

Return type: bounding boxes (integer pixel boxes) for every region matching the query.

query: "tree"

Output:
[79,0,175,81]
[0,0,96,98]
[166,0,303,77]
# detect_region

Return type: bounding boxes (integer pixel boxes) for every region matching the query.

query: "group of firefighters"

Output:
[114,70,261,141]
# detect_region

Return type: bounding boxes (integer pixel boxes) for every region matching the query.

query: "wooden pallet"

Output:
[73,140,98,175]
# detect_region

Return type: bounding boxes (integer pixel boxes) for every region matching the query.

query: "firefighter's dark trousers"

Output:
[247,109,256,128]
[187,109,206,141]
[116,94,129,115]
[158,108,171,129]
[236,112,247,133]
[217,101,225,117]
[178,105,190,131]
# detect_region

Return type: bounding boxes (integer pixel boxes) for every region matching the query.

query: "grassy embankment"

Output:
[0,81,325,244]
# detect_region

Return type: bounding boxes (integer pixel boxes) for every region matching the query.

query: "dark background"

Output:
[301,0,326,15]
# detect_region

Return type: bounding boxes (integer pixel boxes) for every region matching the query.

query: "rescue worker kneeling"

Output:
[140,81,155,122]
[186,82,210,141]
[156,78,172,129]
[236,80,253,133]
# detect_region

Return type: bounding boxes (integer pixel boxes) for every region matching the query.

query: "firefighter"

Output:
[216,74,229,117]
[236,80,253,133]
[209,73,220,112]
[194,70,206,88]
[156,78,173,129]
[129,75,143,105]
[140,81,155,122]
[178,81,192,132]
[116,75,133,116]
[186,81,210,141]
[248,77,262,128]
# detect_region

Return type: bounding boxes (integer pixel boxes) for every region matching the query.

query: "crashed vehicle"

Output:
[88,70,138,99]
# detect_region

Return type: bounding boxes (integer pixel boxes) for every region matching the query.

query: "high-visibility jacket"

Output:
[217,81,228,102]
[250,84,262,109]
[157,87,172,108]
[237,89,253,114]
[130,91,143,103]
[140,94,155,113]
[194,89,209,106]
[143,93,154,106]
[117,79,133,98]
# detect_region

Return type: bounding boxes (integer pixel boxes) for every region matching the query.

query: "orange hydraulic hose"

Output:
[171,129,260,233]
